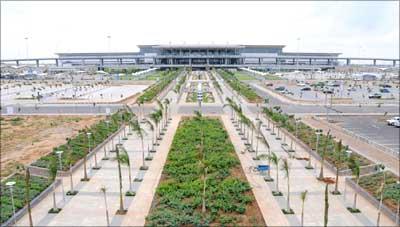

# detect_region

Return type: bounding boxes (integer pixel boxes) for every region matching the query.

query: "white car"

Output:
[386,117,400,126]
[393,120,400,128]
[297,82,306,87]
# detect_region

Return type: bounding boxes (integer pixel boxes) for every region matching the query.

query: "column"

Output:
[309,58,312,65]
[373,59,376,66]
[393,60,396,67]
[55,59,59,67]
[100,58,104,67]
[36,60,39,67]
[346,59,350,65]
[16,60,19,66]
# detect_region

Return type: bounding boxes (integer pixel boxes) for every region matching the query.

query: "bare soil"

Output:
[0,115,103,179]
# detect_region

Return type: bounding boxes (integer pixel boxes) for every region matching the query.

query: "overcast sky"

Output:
[1,1,398,59]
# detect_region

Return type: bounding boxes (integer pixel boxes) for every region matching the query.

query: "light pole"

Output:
[107,35,111,52]
[24,37,29,58]
[343,150,352,202]
[290,117,301,152]
[297,37,300,72]
[55,150,66,201]
[88,132,100,170]
[396,180,400,225]
[101,186,110,227]
[6,181,16,225]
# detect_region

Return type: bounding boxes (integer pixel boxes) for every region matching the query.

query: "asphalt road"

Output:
[329,115,400,154]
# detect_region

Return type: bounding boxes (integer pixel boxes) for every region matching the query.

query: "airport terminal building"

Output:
[57,44,341,70]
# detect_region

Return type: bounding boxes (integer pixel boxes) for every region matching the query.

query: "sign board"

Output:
[257,165,270,171]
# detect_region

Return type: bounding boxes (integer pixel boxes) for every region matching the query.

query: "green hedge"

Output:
[264,107,371,169]
[1,174,51,224]
[138,70,180,103]
[218,69,261,103]
[146,118,263,226]
[31,109,133,170]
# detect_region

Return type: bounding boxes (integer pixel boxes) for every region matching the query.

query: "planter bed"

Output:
[146,117,265,226]
[1,174,52,225]
[217,69,262,103]
[358,171,400,214]
[31,109,133,171]
[137,70,180,103]
[264,107,372,171]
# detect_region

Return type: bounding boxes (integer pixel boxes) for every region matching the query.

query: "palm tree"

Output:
[281,158,293,213]
[100,186,110,226]
[144,118,156,152]
[349,160,360,212]
[164,98,171,122]
[332,140,344,194]
[118,146,134,194]
[16,164,33,226]
[324,183,329,227]
[156,99,164,132]
[131,118,148,170]
[48,157,60,213]
[115,145,127,214]
[81,131,90,181]
[300,190,308,227]
[376,165,386,227]
[318,131,331,180]
[269,152,281,194]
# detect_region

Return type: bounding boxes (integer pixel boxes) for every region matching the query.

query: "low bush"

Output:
[138,70,180,103]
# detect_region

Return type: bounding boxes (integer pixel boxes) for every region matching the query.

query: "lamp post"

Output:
[55,150,66,201]
[6,181,16,225]
[315,129,323,173]
[24,37,29,58]
[396,180,400,225]
[87,132,100,170]
[290,117,301,152]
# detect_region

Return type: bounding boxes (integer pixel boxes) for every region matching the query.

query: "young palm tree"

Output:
[118,146,134,194]
[16,164,33,226]
[131,118,148,170]
[269,152,281,194]
[48,157,60,213]
[144,119,156,152]
[318,131,331,180]
[350,161,360,212]
[156,99,165,132]
[281,158,293,213]
[164,98,171,123]
[100,186,110,226]
[300,190,308,227]
[115,145,127,214]
[324,183,329,227]
[332,140,344,194]
[81,131,90,181]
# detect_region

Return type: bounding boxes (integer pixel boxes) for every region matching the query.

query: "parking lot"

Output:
[329,115,400,154]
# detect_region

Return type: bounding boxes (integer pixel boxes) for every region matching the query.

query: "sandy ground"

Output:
[0,115,104,179]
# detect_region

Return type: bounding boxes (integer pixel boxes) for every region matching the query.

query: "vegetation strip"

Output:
[263,106,372,170]
[217,69,262,103]
[146,116,265,226]
[138,69,180,103]
[1,174,51,224]
[32,109,133,170]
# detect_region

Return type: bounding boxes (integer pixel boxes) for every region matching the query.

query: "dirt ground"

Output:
[0,115,104,179]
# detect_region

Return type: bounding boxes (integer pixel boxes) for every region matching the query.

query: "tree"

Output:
[16,164,33,226]
[324,183,329,227]
[48,157,60,213]
[281,158,293,213]
[150,109,162,142]
[332,140,344,194]
[269,152,281,194]
[156,99,164,132]
[131,118,148,169]
[318,130,331,180]
[115,145,127,214]
[300,190,308,227]
[349,160,361,213]
[118,146,134,194]
[144,118,156,152]
[100,186,110,226]
[163,98,171,123]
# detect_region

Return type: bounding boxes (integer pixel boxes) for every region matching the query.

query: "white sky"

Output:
[1,1,399,59]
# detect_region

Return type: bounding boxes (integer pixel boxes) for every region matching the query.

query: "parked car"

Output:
[394,120,400,128]
[297,82,306,87]
[386,116,400,126]
[322,88,334,94]
[301,87,312,91]
[380,88,390,93]
[368,93,382,99]
[274,86,286,91]
[265,83,274,87]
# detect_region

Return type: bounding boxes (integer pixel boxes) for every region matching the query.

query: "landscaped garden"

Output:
[1,174,51,224]
[146,117,265,226]
[263,107,372,169]
[358,171,400,214]
[31,109,133,170]
[186,92,215,103]
[217,69,262,103]
[137,70,180,103]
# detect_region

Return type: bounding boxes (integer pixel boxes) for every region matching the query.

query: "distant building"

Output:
[55,44,341,70]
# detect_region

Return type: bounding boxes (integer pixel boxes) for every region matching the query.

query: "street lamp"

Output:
[55,150,66,201]
[6,181,16,225]
[24,37,29,58]
[376,164,386,227]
